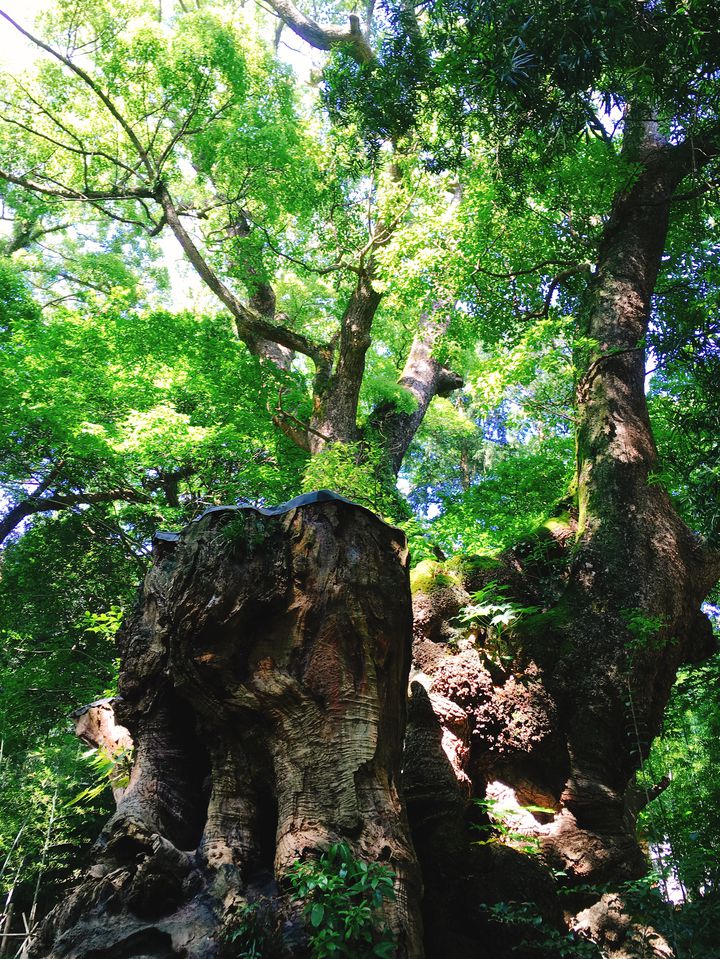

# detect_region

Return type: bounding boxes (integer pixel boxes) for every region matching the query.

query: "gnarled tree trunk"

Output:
[29,493,423,959]
[403,122,720,958]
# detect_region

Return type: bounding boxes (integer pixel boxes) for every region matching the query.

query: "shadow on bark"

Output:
[29,494,423,959]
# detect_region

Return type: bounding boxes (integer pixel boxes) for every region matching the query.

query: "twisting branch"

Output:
[262,0,374,63]
[473,257,581,280]
[522,262,594,321]
[156,184,328,362]
[0,465,198,547]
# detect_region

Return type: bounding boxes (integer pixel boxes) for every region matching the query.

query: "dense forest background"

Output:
[0,0,718,956]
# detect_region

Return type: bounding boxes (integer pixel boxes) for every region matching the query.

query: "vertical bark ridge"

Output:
[30,496,424,959]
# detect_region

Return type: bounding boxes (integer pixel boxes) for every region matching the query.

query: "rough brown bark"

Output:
[30,494,423,959]
[262,0,374,63]
[371,306,463,475]
[402,120,720,958]
[309,271,382,452]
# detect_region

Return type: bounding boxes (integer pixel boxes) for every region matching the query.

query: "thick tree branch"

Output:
[157,184,329,363]
[370,303,463,475]
[0,488,149,547]
[263,0,374,63]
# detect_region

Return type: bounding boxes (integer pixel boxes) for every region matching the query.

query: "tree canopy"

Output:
[0,1,719,956]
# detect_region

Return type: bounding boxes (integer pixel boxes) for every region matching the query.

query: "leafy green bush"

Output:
[300,441,402,520]
[286,843,397,959]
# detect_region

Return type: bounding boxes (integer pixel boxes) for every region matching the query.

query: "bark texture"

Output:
[30,493,423,959]
[401,121,720,957]
[371,307,464,476]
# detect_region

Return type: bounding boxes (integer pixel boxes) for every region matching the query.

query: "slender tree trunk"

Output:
[371,306,463,475]
[309,271,382,451]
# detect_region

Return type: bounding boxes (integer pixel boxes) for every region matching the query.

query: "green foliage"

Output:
[410,425,574,557]
[0,736,112,918]
[639,651,720,900]
[286,843,397,959]
[489,872,720,958]
[621,608,670,660]
[220,898,288,959]
[473,796,553,857]
[456,583,539,661]
[482,899,600,956]
[300,441,402,519]
[648,343,720,549]
[0,515,133,753]
[68,744,133,807]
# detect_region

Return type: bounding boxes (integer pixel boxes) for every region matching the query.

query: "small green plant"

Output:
[473,796,553,856]
[483,900,601,956]
[68,743,134,806]
[286,843,397,959]
[456,582,538,660]
[220,898,288,959]
[219,513,268,559]
[621,608,670,661]
[81,606,124,642]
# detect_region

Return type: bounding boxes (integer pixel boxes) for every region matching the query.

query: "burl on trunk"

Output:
[30,493,423,959]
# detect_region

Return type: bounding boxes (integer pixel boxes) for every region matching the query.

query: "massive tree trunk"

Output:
[404,123,720,958]
[542,123,719,887]
[29,493,423,959]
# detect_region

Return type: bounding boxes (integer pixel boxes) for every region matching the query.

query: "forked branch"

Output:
[264,0,374,63]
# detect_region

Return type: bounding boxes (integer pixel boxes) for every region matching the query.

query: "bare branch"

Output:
[262,0,374,64]
[0,167,155,202]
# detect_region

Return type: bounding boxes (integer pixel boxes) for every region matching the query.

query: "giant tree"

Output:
[2,1,720,958]
[337,2,720,954]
